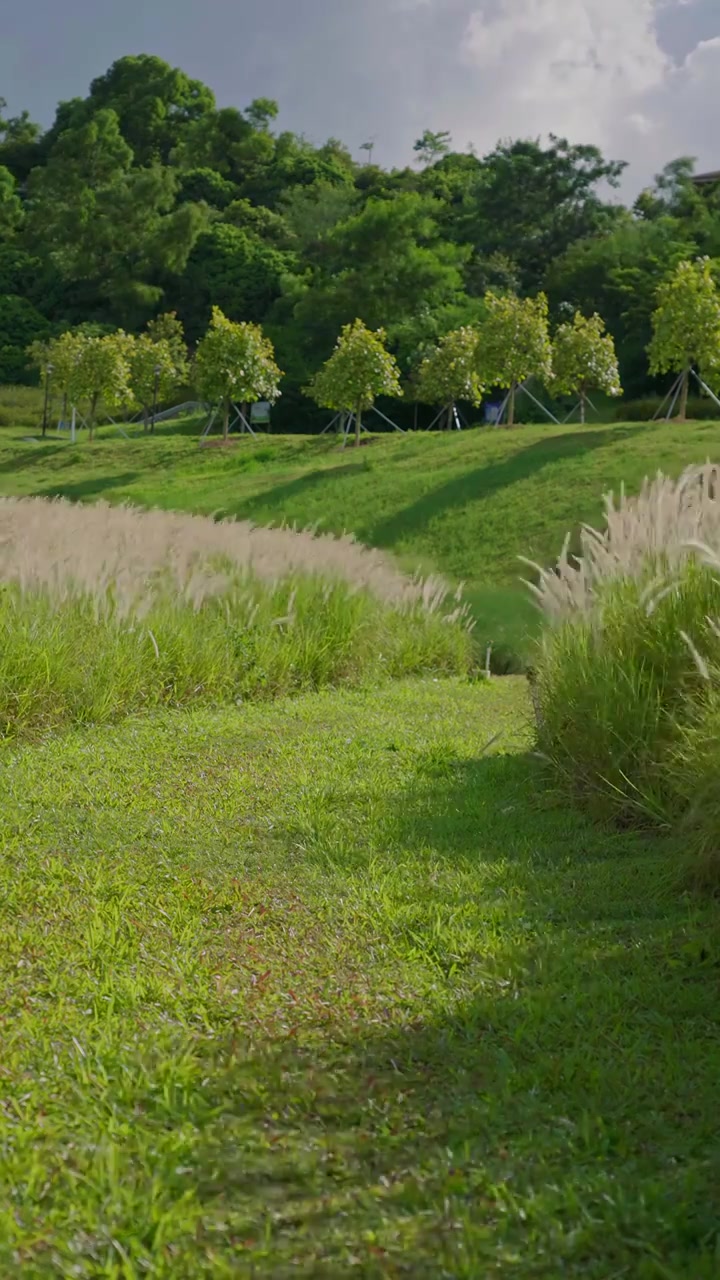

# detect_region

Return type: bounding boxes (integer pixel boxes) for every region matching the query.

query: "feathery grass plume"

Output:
[528,463,720,886]
[0,497,474,740]
[523,462,720,623]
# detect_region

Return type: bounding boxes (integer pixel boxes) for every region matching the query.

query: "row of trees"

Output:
[38,255,719,445]
[3,53,720,414]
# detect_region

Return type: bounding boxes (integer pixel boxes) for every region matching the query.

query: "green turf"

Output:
[3,405,720,657]
[1,677,719,1277]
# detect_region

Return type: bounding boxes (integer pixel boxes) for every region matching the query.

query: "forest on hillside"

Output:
[1,53,720,426]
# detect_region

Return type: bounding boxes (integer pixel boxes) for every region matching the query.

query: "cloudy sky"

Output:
[1,0,719,192]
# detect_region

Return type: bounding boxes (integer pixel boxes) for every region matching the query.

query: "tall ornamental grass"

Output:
[0,499,473,740]
[528,464,720,885]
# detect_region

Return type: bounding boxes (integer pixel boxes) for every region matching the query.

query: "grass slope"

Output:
[3,409,720,654]
[2,677,719,1278]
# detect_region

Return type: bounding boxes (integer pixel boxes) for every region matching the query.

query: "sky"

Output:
[1,0,719,194]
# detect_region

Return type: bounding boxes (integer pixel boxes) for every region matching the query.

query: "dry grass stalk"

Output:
[522,462,720,621]
[0,497,451,614]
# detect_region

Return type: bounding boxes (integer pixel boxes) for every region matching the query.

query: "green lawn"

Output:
[3,408,720,658]
[1,677,719,1278]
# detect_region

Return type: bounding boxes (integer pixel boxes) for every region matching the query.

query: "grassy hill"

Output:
[2,401,720,656]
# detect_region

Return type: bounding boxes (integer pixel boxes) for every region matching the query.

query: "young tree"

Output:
[648,257,720,422]
[414,327,485,430]
[194,306,282,441]
[478,291,553,427]
[146,311,188,376]
[50,330,132,441]
[127,334,180,431]
[414,130,452,167]
[551,311,622,422]
[306,319,402,447]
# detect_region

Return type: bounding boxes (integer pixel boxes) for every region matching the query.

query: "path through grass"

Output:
[2,678,718,1277]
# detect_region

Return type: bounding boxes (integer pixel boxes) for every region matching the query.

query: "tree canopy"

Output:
[195,307,282,439]
[478,292,552,425]
[648,258,720,421]
[552,312,622,421]
[306,320,402,446]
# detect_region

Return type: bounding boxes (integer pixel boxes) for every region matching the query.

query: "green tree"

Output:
[26,109,208,323]
[414,327,485,429]
[290,193,466,361]
[50,329,132,440]
[648,258,720,421]
[551,312,622,421]
[0,166,23,239]
[127,334,180,431]
[458,136,626,294]
[546,213,695,395]
[0,295,48,382]
[170,223,292,341]
[194,307,283,441]
[479,291,552,426]
[46,56,215,166]
[0,97,42,183]
[414,130,452,167]
[146,312,188,379]
[306,319,402,447]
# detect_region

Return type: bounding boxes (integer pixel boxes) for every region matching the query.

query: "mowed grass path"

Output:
[2,677,719,1278]
[3,413,720,653]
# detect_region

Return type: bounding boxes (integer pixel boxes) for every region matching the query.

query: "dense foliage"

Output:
[2,56,720,418]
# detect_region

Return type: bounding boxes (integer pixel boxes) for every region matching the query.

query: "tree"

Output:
[648,258,720,422]
[289,193,467,362]
[414,327,485,429]
[0,97,42,183]
[457,136,626,294]
[146,312,188,379]
[546,213,695,396]
[0,295,48,383]
[478,291,553,426]
[26,109,208,323]
[551,312,622,422]
[50,56,216,166]
[170,223,292,342]
[127,334,180,431]
[0,166,23,239]
[414,131,452,167]
[306,319,402,447]
[49,330,132,440]
[194,307,283,441]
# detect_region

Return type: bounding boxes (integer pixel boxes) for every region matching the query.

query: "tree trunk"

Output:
[88,392,98,443]
[223,398,230,442]
[143,405,150,433]
[507,382,516,428]
[413,402,418,432]
[355,403,362,448]
[580,388,587,425]
[446,402,454,431]
[678,367,690,422]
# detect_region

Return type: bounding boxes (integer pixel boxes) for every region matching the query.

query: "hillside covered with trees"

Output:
[2,53,720,425]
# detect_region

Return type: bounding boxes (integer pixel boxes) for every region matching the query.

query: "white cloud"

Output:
[425,0,720,191]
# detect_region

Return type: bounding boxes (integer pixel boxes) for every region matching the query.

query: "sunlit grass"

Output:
[1,678,718,1277]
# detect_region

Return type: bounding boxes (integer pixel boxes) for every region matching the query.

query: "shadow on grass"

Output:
[30,472,141,502]
[367,425,649,550]
[0,444,68,476]
[190,751,718,1276]
[221,459,370,522]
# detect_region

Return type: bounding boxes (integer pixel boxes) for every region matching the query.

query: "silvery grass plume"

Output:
[521,462,720,622]
[0,496,460,618]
